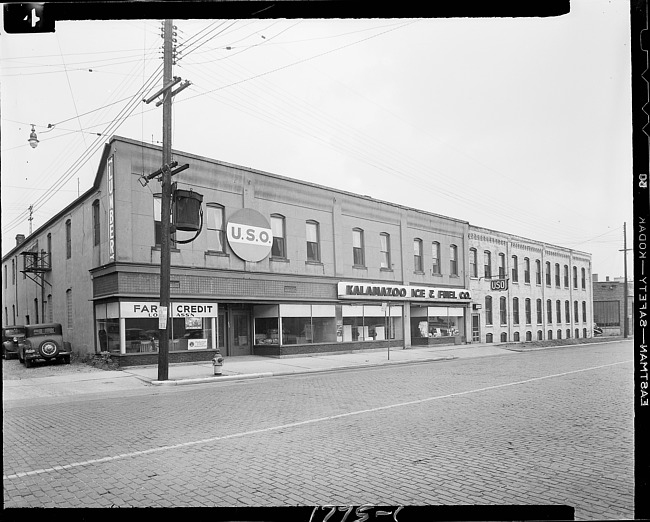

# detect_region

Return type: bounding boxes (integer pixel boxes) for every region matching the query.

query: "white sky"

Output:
[0,0,633,279]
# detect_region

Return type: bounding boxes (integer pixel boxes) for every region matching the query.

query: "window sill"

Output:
[413,271,425,275]
[431,272,443,277]
[305,260,323,266]
[352,265,367,270]
[205,250,228,257]
[152,246,181,253]
[270,257,290,263]
[380,267,394,272]
[449,274,460,279]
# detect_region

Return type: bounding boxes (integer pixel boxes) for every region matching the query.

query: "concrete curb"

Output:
[150,355,457,386]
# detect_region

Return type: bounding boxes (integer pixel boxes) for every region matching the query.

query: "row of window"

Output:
[3,289,72,328]
[484,297,588,326]
[485,328,590,343]
[469,249,588,289]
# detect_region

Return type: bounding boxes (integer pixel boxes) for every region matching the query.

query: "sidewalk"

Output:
[2,338,624,402]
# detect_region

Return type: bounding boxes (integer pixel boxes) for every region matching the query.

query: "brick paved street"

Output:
[3,341,634,519]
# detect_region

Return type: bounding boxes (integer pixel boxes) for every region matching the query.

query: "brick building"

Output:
[592,275,633,336]
[467,227,594,344]
[1,136,594,365]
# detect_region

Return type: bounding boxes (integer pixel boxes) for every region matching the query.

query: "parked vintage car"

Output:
[2,325,26,360]
[18,323,71,367]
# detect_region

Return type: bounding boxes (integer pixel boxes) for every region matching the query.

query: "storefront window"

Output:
[410,306,465,339]
[97,318,120,353]
[342,304,402,342]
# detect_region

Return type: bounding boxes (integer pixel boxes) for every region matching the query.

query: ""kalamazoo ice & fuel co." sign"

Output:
[338,282,471,302]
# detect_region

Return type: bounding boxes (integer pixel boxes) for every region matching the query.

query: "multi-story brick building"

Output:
[467,226,594,343]
[1,136,594,365]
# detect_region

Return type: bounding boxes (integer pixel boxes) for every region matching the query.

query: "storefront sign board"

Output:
[120,302,217,318]
[338,282,471,302]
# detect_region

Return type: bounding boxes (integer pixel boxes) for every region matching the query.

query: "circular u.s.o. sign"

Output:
[226,208,273,262]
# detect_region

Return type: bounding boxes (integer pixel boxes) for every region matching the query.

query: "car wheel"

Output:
[39,340,59,359]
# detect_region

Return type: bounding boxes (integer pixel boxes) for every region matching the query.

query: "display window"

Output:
[411,306,466,339]
[253,303,402,346]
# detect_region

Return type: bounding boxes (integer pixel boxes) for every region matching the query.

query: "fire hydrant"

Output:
[211,352,224,376]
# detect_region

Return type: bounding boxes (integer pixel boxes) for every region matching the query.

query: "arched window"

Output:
[511,255,518,282]
[548,330,553,340]
[563,265,569,287]
[513,331,520,342]
[380,233,391,269]
[547,299,553,323]
[583,328,587,338]
[525,298,532,324]
[554,263,561,287]
[486,333,493,343]
[498,253,506,278]
[536,299,543,324]
[566,329,571,339]
[573,266,578,288]
[352,228,364,266]
[556,300,562,323]
[581,267,586,289]
[272,214,287,258]
[582,301,587,322]
[449,244,458,276]
[499,296,507,325]
[65,219,72,259]
[206,203,225,252]
[557,329,562,339]
[575,328,579,339]
[513,297,520,325]
[545,261,551,286]
[525,331,532,342]
[524,258,530,283]
[484,251,492,278]
[469,248,477,278]
[485,296,493,325]
[431,242,440,274]
[92,199,100,246]
[413,239,423,272]
[500,332,507,342]
[536,259,542,285]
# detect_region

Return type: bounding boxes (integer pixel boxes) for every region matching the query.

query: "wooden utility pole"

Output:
[620,222,631,339]
[158,19,174,380]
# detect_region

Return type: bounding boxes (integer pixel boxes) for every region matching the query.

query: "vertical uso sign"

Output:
[107,156,115,262]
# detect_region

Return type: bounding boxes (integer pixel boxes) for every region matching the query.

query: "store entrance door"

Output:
[229,308,252,356]
[471,314,481,342]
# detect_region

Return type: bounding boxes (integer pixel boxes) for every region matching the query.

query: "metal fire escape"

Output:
[20,250,52,289]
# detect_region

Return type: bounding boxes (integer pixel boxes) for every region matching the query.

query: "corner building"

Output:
[467,226,594,343]
[1,136,593,365]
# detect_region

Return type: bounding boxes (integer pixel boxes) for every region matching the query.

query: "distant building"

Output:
[592,274,632,336]
[1,136,595,365]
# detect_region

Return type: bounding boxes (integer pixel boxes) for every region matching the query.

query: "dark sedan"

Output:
[2,325,25,360]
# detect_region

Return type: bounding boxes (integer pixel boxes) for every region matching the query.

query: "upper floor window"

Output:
[352,228,365,266]
[554,263,561,287]
[500,296,507,325]
[565,300,571,323]
[413,239,423,272]
[153,194,162,246]
[573,266,578,289]
[484,251,492,279]
[485,296,493,325]
[564,265,569,288]
[3,265,6,289]
[574,300,579,322]
[536,259,542,285]
[513,297,519,325]
[524,257,530,284]
[469,248,477,278]
[498,253,506,278]
[545,261,551,286]
[271,214,286,258]
[47,233,52,269]
[206,204,225,252]
[525,298,532,324]
[65,219,72,259]
[556,300,562,323]
[581,267,586,289]
[512,255,518,282]
[582,301,587,322]
[431,242,441,275]
[547,299,553,323]
[11,259,15,285]
[449,244,458,276]
[380,233,391,269]
[536,299,543,324]
[306,220,320,262]
[92,200,100,246]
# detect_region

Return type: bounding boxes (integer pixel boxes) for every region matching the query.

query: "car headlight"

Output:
[25,349,36,354]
